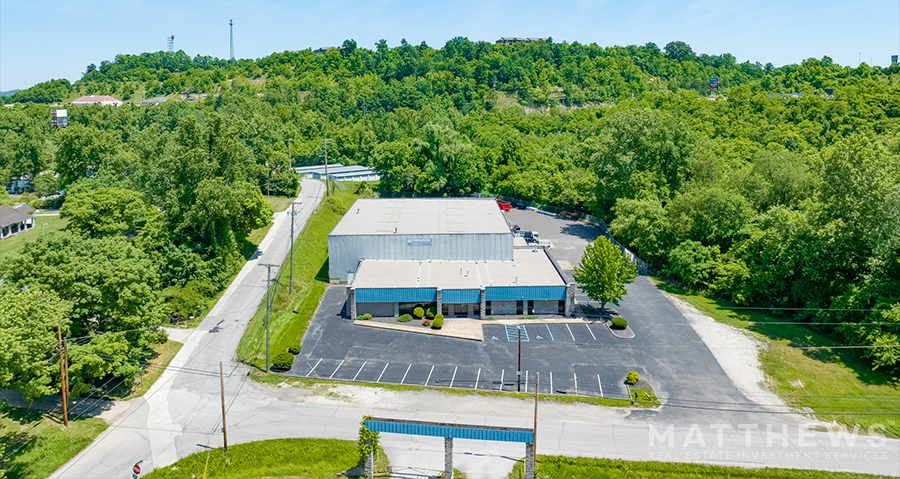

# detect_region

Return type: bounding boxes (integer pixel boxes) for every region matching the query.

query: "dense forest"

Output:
[0,38,898,399]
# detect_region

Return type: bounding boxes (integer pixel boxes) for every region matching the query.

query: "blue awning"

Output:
[365,418,534,443]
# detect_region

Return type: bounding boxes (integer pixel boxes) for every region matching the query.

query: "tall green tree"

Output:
[573,236,638,312]
[0,287,72,401]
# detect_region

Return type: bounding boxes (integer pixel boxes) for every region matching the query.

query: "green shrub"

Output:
[273,352,294,370]
[432,314,444,329]
[288,344,301,355]
[398,314,413,322]
[426,307,436,318]
[611,317,628,329]
[356,315,364,320]
[363,313,372,320]
[626,371,640,385]
[413,307,425,318]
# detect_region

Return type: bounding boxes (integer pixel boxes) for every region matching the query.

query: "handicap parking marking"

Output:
[505,324,529,341]
[306,358,323,377]
[545,324,555,340]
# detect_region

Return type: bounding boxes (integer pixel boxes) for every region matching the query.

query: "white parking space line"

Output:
[475,368,481,390]
[598,374,603,397]
[449,366,458,388]
[307,358,322,377]
[525,371,529,393]
[377,363,389,382]
[400,364,411,384]
[425,365,434,386]
[574,372,578,394]
[545,324,555,340]
[566,324,575,341]
[352,361,367,381]
[550,371,554,394]
[329,359,345,379]
[499,369,505,391]
[586,323,597,340]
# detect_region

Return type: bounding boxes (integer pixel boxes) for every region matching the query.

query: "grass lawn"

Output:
[103,340,184,400]
[650,277,900,438]
[142,438,389,479]
[0,215,68,259]
[508,455,894,479]
[251,372,655,409]
[0,402,108,479]
[237,185,358,368]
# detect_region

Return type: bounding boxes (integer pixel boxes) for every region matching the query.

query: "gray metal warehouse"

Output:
[329,198,575,319]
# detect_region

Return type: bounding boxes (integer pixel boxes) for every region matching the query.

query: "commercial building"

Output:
[71,95,123,107]
[330,198,575,318]
[496,37,548,45]
[295,164,380,182]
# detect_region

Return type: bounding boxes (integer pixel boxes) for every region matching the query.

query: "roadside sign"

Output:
[133,465,141,475]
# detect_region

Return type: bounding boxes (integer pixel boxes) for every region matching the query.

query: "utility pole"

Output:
[517,328,522,393]
[57,324,69,427]
[323,138,330,197]
[287,138,292,171]
[534,372,539,456]
[260,263,279,372]
[286,201,302,294]
[220,362,228,451]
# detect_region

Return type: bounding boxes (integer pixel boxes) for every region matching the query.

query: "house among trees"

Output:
[71,95,123,107]
[0,203,35,239]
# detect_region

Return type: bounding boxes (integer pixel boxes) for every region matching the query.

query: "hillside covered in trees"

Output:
[0,38,898,396]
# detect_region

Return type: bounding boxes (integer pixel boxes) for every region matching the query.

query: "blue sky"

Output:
[1,0,899,91]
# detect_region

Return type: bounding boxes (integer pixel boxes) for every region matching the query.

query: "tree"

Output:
[573,236,638,312]
[0,286,72,401]
[60,185,166,242]
[664,41,695,62]
[54,124,119,188]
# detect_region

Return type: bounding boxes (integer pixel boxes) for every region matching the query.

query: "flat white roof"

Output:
[331,198,511,236]
[351,248,565,289]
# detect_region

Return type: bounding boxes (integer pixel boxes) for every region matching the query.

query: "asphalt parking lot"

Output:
[294,209,759,422]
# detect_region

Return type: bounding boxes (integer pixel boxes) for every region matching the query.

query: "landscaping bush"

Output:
[363,313,372,320]
[288,344,301,355]
[611,317,628,329]
[423,320,431,327]
[413,307,425,318]
[426,307,436,318]
[397,314,413,322]
[432,314,444,329]
[626,371,640,385]
[273,352,294,370]
[356,315,364,320]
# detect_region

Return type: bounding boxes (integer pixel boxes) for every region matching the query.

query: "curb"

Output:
[606,322,635,339]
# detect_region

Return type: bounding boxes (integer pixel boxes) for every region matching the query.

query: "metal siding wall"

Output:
[356,288,437,303]
[365,421,533,443]
[485,286,567,301]
[442,289,481,304]
[330,233,514,282]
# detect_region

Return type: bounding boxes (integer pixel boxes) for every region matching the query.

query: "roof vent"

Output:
[394,227,397,233]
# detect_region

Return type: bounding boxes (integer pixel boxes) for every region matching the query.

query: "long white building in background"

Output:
[295,164,379,182]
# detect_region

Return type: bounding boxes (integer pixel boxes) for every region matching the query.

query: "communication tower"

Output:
[229,20,234,64]
[167,35,175,53]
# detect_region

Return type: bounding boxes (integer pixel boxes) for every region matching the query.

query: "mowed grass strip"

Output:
[0,215,68,259]
[0,403,107,479]
[142,438,388,479]
[650,277,900,438]
[237,185,358,366]
[508,455,895,479]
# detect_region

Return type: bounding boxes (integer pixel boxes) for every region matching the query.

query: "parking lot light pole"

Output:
[285,201,302,294]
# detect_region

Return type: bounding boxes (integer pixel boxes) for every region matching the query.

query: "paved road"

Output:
[50,193,900,478]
